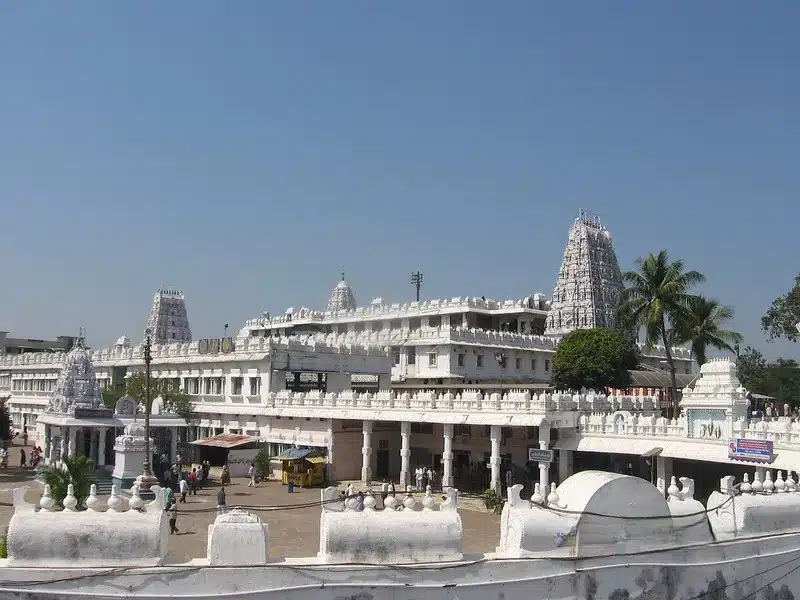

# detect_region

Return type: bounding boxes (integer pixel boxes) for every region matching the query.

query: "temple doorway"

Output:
[376,448,390,479]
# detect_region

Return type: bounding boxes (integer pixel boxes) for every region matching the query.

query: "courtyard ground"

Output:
[0,442,501,562]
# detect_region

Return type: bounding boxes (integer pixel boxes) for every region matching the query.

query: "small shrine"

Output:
[37,334,188,471]
[679,358,748,441]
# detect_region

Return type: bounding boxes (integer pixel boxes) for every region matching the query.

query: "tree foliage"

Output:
[100,385,126,410]
[125,372,196,422]
[254,447,271,479]
[39,454,97,509]
[737,346,800,406]
[0,400,11,441]
[617,250,705,415]
[762,274,800,343]
[670,296,742,366]
[551,327,640,392]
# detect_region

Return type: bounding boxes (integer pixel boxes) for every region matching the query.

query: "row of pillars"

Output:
[42,425,181,467]
[358,420,553,493]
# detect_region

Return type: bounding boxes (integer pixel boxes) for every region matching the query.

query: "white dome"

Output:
[327,274,357,312]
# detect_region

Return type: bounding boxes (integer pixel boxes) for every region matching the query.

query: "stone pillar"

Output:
[539,441,550,492]
[43,425,51,462]
[442,423,454,488]
[68,427,77,457]
[89,430,97,463]
[170,427,179,463]
[361,420,373,484]
[558,449,573,483]
[399,421,411,487]
[59,433,67,460]
[656,455,673,491]
[326,419,335,482]
[489,425,501,493]
[97,428,107,467]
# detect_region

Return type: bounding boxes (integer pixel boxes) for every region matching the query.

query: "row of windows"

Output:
[455,353,550,372]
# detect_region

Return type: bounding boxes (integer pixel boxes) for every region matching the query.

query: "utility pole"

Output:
[410,271,423,302]
[136,328,158,496]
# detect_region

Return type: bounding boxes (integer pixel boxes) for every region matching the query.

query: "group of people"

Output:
[0,445,43,469]
[414,465,436,490]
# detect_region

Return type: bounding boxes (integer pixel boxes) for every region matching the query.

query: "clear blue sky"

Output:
[1,2,798,360]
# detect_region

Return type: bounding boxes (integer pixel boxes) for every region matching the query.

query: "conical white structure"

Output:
[545,211,623,337]
[326,271,357,312]
[46,334,103,414]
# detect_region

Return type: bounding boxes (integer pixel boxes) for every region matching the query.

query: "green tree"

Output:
[100,385,126,410]
[671,296,742,366]
[254,447,271,480]
[617,250,705,416]
[125,373,196,422]
[0,400,11,441]
[39,454,96,509]
[551,328,640,392]
[736,347,800,408]
[762,274,800,343]
[736,346,768,389]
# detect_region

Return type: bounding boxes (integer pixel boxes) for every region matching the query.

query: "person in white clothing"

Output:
[178,477,188,503]
[248,463,257,487]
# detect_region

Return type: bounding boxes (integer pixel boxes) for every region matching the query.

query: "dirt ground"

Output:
[0,441,501,561]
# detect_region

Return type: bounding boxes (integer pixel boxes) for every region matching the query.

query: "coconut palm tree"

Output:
[671,295,743,367]
[617,250,705,417]
[39,454,96,509]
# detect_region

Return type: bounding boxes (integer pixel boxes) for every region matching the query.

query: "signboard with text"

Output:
[227,449,260,477]
[527,447,554,463]
[728,438,774,464]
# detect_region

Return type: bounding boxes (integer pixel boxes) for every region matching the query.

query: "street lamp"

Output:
[136,328,158,494]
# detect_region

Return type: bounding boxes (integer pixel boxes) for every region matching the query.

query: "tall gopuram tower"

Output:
[545,211,624,338]
[143,288,192,345]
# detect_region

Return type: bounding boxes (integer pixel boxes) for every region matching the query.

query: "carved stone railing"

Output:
[318,486,462,564]
[6,483,169,567]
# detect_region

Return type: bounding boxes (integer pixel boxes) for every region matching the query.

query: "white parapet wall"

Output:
[318,486,463,564]
[709,471,800,540]
[497,472,713,559]
[6,483,169,567]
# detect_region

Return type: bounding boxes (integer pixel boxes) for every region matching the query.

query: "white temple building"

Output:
[0,214,708,492]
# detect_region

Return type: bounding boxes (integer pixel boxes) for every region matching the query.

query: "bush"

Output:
[254,447,271,480]
[482,488,504,514]
[0,535,7,559]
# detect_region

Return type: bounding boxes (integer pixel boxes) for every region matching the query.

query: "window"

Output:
[545,360,550,372]
[391,346,401,366]
[249,377,261,396]
[477,354,484,368]
[454,424,471,437]
[409,318,421,331]
[531,358,537,371]
[231,377,243,395]
[457,353,465,367]
[411,423,434,435]
[407,347,416,365]
[428,315,441,328]
[428,352,437,368]
[515,357,521,370]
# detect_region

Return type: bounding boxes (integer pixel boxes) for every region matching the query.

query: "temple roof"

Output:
[326,272,357,312]
[45,337,104,415]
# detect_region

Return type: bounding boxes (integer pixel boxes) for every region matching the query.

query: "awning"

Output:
[275,448,323,461]
[190,434,261,449]
[628,370,698,389]
[306,456,328,464]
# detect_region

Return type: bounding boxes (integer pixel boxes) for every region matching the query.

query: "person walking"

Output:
[216,485,227,516]
[167,501,179,534]
[179,476,188,503]
[248,463,256,488]
[19,449,26,468]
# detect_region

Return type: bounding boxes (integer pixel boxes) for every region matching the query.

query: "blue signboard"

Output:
[728,438,774,463]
